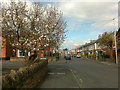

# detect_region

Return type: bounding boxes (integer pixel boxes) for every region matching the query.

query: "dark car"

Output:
[73,54,76,57]
[65,54,71,60]
[64,54,67,58]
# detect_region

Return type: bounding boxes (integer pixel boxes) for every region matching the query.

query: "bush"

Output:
[85,53,88,58]
[88,54,95,58]
[54,53,59,57]
[104,55,110,58]
[89,54,95,56]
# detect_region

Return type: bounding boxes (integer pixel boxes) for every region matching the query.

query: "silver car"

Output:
[76,54,81,58]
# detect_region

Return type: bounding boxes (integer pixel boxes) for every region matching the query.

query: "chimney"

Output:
[90,40,93,43]
[98,34,101,39]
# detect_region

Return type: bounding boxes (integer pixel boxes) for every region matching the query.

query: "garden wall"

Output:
[2,59,48,88]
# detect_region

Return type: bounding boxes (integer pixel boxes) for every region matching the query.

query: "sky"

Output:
[58,1,119,50]
[1,0,119,50]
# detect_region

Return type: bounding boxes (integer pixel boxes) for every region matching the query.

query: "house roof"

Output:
[78,38,101,49]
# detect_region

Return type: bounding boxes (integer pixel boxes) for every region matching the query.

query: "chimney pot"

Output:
[98,34,101,39]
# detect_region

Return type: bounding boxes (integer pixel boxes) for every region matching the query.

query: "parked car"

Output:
[64,54,67,58]
[65,54,71,60]
[76,54,81,58]
[73,54,76,57]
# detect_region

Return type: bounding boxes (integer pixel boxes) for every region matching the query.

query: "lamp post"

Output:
[113,18,118,64]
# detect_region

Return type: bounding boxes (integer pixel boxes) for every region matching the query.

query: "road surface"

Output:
[37,56,118,88]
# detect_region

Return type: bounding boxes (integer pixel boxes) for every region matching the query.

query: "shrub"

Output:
[104,55,110,58]
[85,53,88,58]
[89,54,95,56]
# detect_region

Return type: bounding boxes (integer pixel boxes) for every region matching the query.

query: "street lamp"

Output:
[113,18,118,64]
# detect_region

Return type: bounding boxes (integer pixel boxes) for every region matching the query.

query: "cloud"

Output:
[60,38,90,49]
[58,2,118,30]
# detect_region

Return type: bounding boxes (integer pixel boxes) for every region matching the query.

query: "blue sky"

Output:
[65,17,115,40]
[56,2,118,49]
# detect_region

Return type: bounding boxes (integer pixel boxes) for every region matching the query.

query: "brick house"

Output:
[16,47,52,58]
[0,36,32,59]
[0,36,13,60]
[116,28,120,63]
[0,36,53,60]
[78,35,101,57]
[80,43,88,56]
[78,34,115,59]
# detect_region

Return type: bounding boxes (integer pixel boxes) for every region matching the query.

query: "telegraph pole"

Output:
[113,18,118,64]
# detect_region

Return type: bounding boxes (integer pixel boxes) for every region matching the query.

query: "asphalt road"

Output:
[38,56,118,88]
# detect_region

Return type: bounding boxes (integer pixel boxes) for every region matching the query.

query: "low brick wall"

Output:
[2,59,48,88]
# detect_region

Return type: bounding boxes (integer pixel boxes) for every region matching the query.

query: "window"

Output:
[19,51,24,56]
[18,50,24,57]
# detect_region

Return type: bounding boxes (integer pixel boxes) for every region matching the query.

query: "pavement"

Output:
[84,58,119,67]
[37,56,118,88]
[1,61,26,75]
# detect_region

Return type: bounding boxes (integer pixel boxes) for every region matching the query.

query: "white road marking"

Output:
[80,78,83,83]
[48,73,54,75]
[57,73,65,75]
[48,72,66,75]
[69,69,81,88]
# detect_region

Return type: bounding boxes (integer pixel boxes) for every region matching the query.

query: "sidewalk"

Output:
[50,56,67,64]
[2,61,26,75]
[81,57,119,67]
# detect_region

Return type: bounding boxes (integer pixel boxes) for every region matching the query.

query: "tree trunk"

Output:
[48,46,51,57]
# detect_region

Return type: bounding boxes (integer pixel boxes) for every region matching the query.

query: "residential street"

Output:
[1,1,120,89]
[38,56,118,88]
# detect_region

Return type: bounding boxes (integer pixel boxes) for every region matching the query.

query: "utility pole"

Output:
[113,18,118,64]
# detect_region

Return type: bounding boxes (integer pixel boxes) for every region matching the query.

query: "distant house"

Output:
[75,45,81,54]
[80,43,88,55]
[88,41,95,54]
[77,34,116,59]
[70,49,76,54]
[78,35,102,56]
